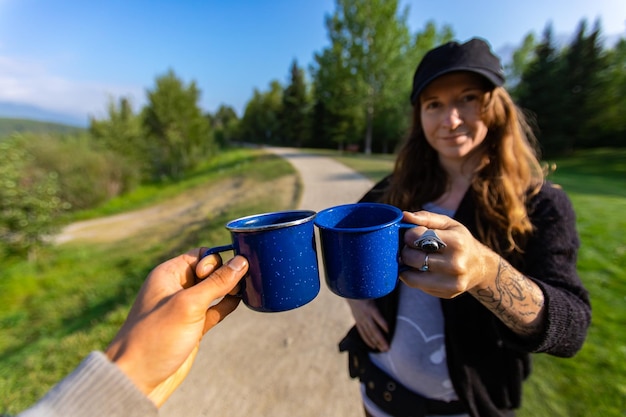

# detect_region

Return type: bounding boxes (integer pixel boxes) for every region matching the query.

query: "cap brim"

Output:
[410,67,504,104]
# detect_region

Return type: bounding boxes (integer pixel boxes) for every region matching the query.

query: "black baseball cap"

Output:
[410,38,505,105]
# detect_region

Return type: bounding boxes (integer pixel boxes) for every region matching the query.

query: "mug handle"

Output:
[203,244,235,258]
[398,222,416,273]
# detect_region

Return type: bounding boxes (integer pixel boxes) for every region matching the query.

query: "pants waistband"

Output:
[349,350,467,417]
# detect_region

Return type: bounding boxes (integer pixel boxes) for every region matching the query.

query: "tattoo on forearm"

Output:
[474,256,545,336]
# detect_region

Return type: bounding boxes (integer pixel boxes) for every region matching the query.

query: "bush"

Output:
[22,133,141,210]
[0,133,145,259]
[0,136,69,259]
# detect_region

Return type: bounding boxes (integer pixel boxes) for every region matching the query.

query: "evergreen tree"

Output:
[561,19,608,149]
[507,33,537,91]
[239,81,283,144]
[518,19,616,154]
[211,105,239,147]
[596,38,626,146]
[517,25,568,155]
[280,60,311,147]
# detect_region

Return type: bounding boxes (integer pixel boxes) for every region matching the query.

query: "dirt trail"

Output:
[55,175,298,245]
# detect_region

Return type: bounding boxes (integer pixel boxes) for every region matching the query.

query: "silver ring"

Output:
[413,229,446,253]
[419,254,429,272]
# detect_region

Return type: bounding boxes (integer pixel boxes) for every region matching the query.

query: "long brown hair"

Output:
[385,86,544,255]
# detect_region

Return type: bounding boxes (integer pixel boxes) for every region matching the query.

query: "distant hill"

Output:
[0,117,86,138]
[0,101,87,128]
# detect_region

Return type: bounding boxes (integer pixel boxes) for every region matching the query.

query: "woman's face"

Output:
[419,72,490,164]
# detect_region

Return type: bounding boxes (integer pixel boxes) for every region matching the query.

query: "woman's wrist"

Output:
[468,244,502,294]
[469,254,546,336]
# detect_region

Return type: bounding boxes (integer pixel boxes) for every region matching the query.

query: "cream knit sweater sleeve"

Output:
[17,352,158,417]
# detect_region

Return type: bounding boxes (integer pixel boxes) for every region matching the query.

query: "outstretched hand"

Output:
[400,211,546,336]
[105,248,248,407]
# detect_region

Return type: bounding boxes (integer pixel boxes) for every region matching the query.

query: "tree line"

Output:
[1,0,624,259]
[238,0,625,156]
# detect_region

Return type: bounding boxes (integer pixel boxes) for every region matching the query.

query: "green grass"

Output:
[0,148,298,415]
[329,147,626,417]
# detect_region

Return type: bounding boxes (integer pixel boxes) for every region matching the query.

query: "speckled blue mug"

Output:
[314,203,413,299]
[204,210,320,312]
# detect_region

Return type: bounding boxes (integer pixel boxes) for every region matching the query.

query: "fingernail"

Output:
[227,256,247,272]
[200,256,219,276]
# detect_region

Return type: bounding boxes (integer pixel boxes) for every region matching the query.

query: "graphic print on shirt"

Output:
[369,286,457,401]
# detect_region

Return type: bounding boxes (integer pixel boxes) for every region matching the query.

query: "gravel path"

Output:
[160,147,374,417]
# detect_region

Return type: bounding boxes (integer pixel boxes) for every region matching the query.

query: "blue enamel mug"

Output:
[204,210,320,312]
[314,203,413,299]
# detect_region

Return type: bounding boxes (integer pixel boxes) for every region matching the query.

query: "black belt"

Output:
[349,350,467,417]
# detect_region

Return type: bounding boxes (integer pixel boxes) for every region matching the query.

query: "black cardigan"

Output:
[339,177,591,417]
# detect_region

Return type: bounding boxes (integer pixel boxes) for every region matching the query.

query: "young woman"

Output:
[340,38,591,417]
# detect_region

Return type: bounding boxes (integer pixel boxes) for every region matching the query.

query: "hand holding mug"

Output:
[105,249,248,407]
[399,211,499,298]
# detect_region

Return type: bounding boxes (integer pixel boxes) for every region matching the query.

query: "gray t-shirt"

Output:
[369,283,458,401]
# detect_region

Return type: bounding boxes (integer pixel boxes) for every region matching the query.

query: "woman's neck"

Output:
[433,176,470,212]
[435,158,475,212]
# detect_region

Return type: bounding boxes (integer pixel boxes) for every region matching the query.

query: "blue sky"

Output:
[0,0,624,125]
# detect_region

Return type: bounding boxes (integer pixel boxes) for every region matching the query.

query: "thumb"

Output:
[190,256,248,305]
[196,256,248,334]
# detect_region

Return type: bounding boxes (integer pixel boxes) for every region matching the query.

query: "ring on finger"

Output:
[419,254,430,272]
[414,229,446,253]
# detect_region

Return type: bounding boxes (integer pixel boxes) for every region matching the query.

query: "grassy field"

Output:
[0,148,299,415]
[1,146,624,416]
[329,147,626,417]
